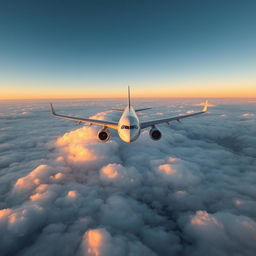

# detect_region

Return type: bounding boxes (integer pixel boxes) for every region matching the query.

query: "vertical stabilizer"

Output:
[128,86,131,110]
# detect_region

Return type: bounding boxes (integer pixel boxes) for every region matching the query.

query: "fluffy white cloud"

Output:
[0,99,256,256]
[182,210,256,256]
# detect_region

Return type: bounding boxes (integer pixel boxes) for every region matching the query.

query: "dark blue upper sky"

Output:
[0,0,256,98]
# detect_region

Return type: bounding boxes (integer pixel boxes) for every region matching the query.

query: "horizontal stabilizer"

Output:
[135,107,152,112]
[111,107,152,112]
[111,108,124,112]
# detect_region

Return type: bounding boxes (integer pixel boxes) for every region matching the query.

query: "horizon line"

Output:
[1,96,256,101]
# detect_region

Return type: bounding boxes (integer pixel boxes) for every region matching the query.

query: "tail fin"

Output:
[128,86,131,110]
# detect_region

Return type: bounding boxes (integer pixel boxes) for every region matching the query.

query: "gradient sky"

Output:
[0,0,256,99]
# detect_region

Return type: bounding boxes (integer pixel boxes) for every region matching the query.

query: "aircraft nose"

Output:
[127,132,132,142]
[123,131,131,143]
[129,130,138,142]
[118,125,139,143]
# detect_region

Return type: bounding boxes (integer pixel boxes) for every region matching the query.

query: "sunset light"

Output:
[85,229,103,256]
[1,1,256,256]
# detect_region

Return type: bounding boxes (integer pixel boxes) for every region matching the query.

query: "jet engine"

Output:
[97,127,110,142]
[149,126,162,141]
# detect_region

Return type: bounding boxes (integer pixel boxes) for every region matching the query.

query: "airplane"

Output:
[50,87,208,143]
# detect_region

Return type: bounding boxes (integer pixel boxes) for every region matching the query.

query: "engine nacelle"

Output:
[97,127,110,142]
[149,126,162,141]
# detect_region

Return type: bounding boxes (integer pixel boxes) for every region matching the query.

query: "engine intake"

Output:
[97,127,110,142]
[149,127,162,141]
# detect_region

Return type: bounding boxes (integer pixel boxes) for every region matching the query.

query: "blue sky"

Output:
[0,0,256,98]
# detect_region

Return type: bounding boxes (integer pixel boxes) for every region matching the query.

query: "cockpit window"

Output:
[121,125,130,129]
[130,125,138,129]
[121,125,138,129]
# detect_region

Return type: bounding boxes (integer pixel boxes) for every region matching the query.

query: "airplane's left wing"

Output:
[50,104,118,130]
[140,101,208,129]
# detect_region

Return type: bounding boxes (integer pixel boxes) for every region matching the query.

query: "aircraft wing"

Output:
[50,104,118,130]
[140,101,208,129]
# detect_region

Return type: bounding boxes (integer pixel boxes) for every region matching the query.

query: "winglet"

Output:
[50,103,56,115]
[202,100,208,112]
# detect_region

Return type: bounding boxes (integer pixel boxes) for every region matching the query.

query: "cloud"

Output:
[79,228,156,256]
[241,113,254,118]
[182,210,256,256]
[0,99,256,256]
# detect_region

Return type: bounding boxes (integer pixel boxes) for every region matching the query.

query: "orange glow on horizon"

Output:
[1,83,256,99]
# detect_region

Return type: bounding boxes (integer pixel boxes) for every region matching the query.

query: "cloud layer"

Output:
[0,99,256,256]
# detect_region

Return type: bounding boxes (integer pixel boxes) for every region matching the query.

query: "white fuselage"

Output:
[117,106,140,143]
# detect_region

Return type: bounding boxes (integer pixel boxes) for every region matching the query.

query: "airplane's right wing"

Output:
[50,104,118,130]
[140,101,208,129]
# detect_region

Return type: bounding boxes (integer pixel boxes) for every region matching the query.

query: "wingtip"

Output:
[50,103,56,115]
[202,100,208,112]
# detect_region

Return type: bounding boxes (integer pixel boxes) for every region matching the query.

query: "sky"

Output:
[0,99,256,255]
[0,0,256,99]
